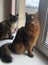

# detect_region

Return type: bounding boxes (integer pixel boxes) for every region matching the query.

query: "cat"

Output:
[0,14,18,63]
[9,12,40,58]
[0,14,18,40]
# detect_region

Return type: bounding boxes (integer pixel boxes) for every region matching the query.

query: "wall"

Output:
[18,0,25,28]
[0,0,11,22]
[0,0,25,28]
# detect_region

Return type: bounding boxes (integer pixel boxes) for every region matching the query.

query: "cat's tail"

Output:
[0,45,12,63]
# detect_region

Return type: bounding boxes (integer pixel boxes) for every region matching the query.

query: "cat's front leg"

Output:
[28,46,34,58]
[27,41,34,58]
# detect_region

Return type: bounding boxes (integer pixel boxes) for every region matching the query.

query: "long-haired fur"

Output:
[9,12,40,57]
[0,14,18,63]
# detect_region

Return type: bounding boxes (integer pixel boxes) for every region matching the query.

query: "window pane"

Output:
[44,12,48,47]
[25,0,40,14]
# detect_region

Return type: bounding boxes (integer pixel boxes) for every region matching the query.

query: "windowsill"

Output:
[36,42,48,57]
[0,48,48,65]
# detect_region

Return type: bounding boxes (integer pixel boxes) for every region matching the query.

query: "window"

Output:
[26,0,39,7]
[43,8,48,47]
[25,0,40,14]
[37,0,48,57]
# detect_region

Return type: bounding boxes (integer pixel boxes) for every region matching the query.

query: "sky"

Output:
[26,0,40,7]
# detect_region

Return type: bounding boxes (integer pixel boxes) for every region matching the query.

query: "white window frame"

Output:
[36,0,48,57]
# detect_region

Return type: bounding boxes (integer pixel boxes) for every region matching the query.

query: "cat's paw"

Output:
[28,54,34,58]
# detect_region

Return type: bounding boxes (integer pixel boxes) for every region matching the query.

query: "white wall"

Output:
[18,0,25,28]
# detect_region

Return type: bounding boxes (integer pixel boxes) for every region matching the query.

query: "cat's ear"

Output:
[32,12,39,20]
[33,12,39,18]
[16,13,19,16]
[25,12,29,17]
[16,13,19,20]
[34,12,39,17]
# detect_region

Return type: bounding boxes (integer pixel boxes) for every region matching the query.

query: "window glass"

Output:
[25,0,40,14]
